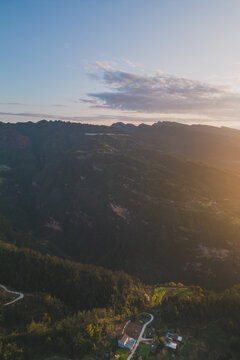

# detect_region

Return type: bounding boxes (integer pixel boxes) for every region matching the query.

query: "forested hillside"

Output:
[0,238,240,359]
[0,121,240,289]
[0,241,147,312]
[0,243,240,360]
[0,239,148,359]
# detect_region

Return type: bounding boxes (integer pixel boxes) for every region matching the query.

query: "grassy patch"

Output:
[152,286,194,306]
[137,343,151,359]
[152,288,167,305]
[115,348,129,360]
[170,288,194,298]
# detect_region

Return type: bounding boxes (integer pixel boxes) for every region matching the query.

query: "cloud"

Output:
[0,102,68,108]
[86,59,143,73]
[0,111,144,123]
[0,111,60,119]
[0,102,28,106]
[122,59,143,69]
[86,61,116,71]
[0,111,154,123]
[82,68,240,121]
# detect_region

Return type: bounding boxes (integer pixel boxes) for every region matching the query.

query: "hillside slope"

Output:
[0,121,240,288]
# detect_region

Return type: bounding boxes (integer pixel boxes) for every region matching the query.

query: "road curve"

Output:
[127,313,154,360]
[0,284,24,306]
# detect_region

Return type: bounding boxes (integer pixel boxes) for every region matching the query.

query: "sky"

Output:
[1,0,240,128]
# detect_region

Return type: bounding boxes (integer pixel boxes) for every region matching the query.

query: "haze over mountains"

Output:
[1,120,240,290]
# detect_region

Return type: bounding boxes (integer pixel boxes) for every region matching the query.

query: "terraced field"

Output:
[152,286,194,306]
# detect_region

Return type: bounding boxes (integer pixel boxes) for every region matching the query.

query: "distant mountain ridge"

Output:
[112,121,240,172]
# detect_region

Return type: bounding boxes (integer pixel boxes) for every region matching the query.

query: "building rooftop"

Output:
[120,334,128,344]
[125,338,136,350]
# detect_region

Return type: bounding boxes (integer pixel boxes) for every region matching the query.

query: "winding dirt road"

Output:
[0,284,24,306]
[127,313,154,360]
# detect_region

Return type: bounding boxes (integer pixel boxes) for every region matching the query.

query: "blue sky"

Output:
[1,0,240,127]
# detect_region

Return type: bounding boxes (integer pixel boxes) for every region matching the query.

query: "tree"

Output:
[2,342,23,360]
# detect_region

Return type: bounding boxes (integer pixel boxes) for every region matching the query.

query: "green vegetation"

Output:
[152,285,240,359]
[170,287,194,298]
[0,240,148,359]
[115,347,129,360]
[152,285,194,306]
[0,240,148,312]
[1,245,240,359]
[152,288,167,305]
[136,343,151,359]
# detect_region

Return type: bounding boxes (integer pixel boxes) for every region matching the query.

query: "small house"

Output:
[118,334,136,351]
[164,332,182,350]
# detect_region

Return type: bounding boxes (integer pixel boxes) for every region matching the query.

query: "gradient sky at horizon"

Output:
[1,0,240,128]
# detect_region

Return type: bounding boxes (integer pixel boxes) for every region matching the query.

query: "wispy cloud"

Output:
[0,111,59,119]
[0,102,28,106]
[86,61,116,71]
[82,67,240,121]
[0,111,136,123]
[52,104,69,108]
[0,102,68,108]
[85,59,143,73]
[122,59,143,69]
